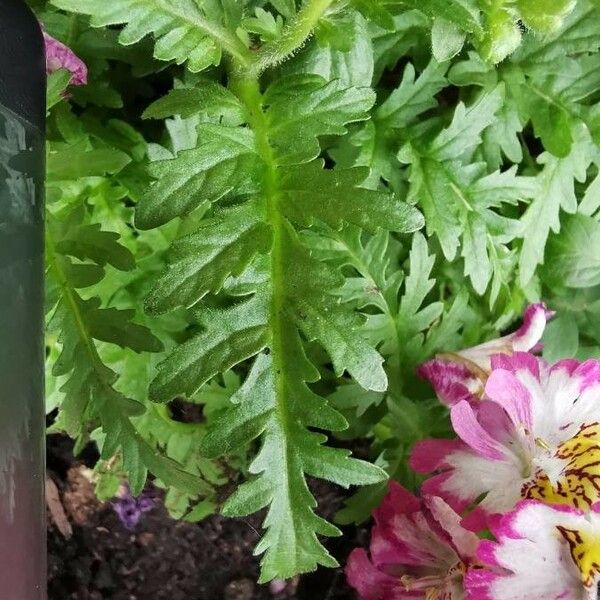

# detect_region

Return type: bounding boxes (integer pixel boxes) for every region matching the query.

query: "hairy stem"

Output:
[228,71,298,559]
[248,0,336,76]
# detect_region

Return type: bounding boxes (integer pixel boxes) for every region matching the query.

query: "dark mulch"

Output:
[46,435,364,600]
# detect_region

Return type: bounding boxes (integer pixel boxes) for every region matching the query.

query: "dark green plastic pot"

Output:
[0,0,46,597]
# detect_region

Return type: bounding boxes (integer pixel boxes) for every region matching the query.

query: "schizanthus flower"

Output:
[112,484,154,530]
[466,500,600,600]
[346,482,481,599]
[418,303,553,406]
[412,353,600,519]
[43,31,87,86]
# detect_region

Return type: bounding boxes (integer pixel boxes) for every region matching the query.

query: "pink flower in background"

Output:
[466,500,600,599]
[43,31,87,86]
[346,482,481,599]
[411,353,600,521]
[418,303,553,407]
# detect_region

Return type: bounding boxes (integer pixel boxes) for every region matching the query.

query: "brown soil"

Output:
[46,435,363,600]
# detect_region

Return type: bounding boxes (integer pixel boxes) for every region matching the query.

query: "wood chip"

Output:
[46,476,72,539]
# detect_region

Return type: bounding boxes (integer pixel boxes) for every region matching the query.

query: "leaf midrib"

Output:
[231,75,297,546]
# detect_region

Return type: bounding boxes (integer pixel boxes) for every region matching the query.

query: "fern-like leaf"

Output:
[50,0,251,71]
[137,74,424,580]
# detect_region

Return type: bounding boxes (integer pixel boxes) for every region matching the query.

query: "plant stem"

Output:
[46,225,104,382]
[248,0,335,76]
[228,71,297,546]
[229,73,290,420]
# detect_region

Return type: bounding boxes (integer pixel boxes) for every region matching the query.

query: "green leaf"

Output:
[519,126,594,285]
[517,0,577,34]
[428,84,504,161]
[376,60,447,128]
[138,70,403,580]
[55,223,135,271]
[203,344,384,582]
[265,74,376,165]
[46,70,72,110]
[150,291,269,401]
[146,202,273,313]
[99,387,211,495]
[404,86,536,296]
[279,164,424,234]
[480,4,521,63]
[516,53,600,157]
[47,145,131,179]
[399,0,482,34]
[50,0,248,72]
[542,312,579,362]
[136,124,260,229]
[512,1,600,65]
[543,214,600,288]
[142,83,245,123]
[46,211,201,496]
[579,171,600,217]
[86,305,163,353]
[431,18,466,62]
[285,11,374,88]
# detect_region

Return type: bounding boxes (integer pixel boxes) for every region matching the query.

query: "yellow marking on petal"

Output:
[524,423,600,510]
[535,437,551,451]
[557,525,600,588]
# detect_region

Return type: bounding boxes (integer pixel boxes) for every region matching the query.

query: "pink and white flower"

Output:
[411,353,600,520]
[418,303,553,406]
[466,500,600,599]
[43,31,87,86]
[345,482,481,599]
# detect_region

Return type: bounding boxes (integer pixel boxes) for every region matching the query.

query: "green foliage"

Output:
[134,68,424,578]
[39,0,600,584]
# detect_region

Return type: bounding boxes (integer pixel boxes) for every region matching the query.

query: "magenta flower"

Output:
[411,353,600,520]
[418,303,553,407]
[466,500,600,599]
[345,482,480,599]
[43,31,87,86]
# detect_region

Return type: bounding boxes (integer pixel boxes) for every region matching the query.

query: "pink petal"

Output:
[461,506,490,532]
[346,548,399,600]
[464,568,497,600]
[511,302,554,352]
[424,495,480,560]
[43,31,88,86]
[371,483,457,570]
[474,501,587,599]
[490,351,541,378]
[485,369,533,430]
[572,359,600,392]
[450,401,506,460]
[418,359,481,406]
[374,481,421,523]
[409,439,465,473]
[476,540,502,568]
[421,472,471,513]
[476,401,514,443]
[549,358,581,377]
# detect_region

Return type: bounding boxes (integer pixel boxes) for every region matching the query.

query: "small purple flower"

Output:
[112,484,155,530]
[42,31,87,86]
